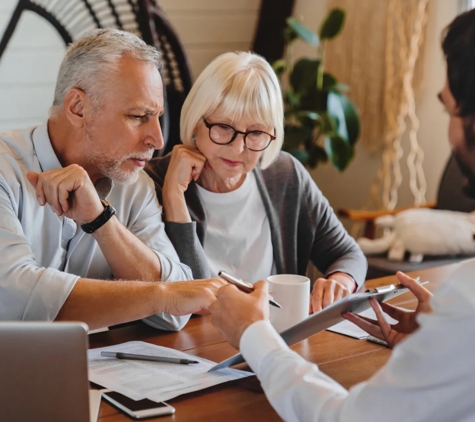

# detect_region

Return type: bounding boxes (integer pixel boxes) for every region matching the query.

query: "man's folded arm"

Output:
[55,278,170,330]
[125,176,194,330]
[0,186,189,330]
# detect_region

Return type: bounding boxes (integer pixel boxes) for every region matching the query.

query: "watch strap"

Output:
[81,199,116,234]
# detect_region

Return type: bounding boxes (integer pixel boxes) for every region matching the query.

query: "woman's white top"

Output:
[196,172,274,284]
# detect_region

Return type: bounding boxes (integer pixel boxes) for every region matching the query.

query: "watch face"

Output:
[81,223,95,234]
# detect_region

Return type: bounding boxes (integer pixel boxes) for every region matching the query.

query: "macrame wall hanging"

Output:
[325,0,430,228]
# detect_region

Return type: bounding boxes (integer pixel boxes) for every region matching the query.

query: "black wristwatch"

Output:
[81,199,116,234]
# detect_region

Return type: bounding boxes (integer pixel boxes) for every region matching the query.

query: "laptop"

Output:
[0,322,95,422]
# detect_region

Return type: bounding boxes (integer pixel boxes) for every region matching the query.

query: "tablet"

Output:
[210,284,415,371]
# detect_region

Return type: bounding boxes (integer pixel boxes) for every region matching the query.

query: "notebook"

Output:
[0,322,95,422]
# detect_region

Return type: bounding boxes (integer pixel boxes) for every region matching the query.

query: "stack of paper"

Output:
[88,341,252,403]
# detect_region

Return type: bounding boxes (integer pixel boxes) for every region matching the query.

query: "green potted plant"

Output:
[273,8,360,171]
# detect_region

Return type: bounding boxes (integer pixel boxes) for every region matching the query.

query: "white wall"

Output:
[290,0,458,222]
[158,0,260,79]
[0,0,260,133]
[0,0,65,133]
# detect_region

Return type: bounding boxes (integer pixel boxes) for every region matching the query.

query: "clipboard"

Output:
[209,281,426,372]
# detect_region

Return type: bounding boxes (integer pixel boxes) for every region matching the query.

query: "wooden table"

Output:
[91,263,458,421]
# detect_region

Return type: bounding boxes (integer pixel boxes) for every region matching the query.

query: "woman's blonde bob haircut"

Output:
[180,51,284,169]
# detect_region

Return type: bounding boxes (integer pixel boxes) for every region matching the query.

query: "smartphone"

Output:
[101,390,175,419]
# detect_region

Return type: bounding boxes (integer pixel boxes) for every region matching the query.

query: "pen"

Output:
[101,351,199,365]
[218,270,282,309]
[366,335,389,347]
[365,277,427,293]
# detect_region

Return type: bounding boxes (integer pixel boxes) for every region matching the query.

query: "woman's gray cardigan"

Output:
[146,151,367,288]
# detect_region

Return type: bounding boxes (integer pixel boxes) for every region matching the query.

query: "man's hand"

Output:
[342,271,433,348]
[161,277,227,316]
[26,165,103,224]
[210,280,269,349]
[310,272,355,313]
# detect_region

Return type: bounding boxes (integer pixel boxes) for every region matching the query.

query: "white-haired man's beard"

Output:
[84,130,154,184]
[93,152,152,184]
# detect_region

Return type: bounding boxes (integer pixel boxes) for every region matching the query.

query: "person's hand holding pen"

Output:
[342,272,433,348]
[210,280,269,349]
[218,271,281,308]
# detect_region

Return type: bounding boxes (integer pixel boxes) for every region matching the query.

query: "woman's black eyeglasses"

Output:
[202,117,275,152]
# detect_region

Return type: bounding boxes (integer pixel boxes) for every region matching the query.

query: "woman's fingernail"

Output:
[37,197,45,206]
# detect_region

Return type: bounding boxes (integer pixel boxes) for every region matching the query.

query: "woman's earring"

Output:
[191,134,197,145]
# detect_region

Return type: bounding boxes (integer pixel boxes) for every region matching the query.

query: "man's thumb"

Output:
[253,280,269,295]
[26,171,39,188]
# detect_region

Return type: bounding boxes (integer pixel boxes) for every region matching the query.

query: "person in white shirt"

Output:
[209,9,475,422]
[211,264,475,422]
[0,29,225,331]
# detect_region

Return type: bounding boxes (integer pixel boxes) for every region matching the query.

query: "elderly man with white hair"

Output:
[0,29,225,331]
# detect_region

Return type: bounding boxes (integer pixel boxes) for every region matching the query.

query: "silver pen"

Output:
[365,277,428,293]
[218,270,282,308]
[366,335,389,347]
[101,351,199,365]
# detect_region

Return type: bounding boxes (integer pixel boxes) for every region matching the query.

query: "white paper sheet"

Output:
[88,341,252,403]
[327,308,397,339]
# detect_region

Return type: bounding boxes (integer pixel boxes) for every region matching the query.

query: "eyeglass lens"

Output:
[209,124,272,151]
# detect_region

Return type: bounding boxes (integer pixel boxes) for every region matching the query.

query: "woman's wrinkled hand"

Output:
[163,145,207,195]
[162,145,207,222]
[310,273,355,313]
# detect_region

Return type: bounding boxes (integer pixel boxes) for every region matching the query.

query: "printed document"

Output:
[88,341,252,403]
[327,307,397,339]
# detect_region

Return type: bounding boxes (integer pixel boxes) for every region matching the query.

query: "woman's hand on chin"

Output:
[162,145,206,222]
[164,145,207,194]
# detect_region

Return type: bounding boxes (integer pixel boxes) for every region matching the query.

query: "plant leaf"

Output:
[330,82,349,93]
[320,112,337,133]
[284,91,300,114]
[319,8,346,41]
[328,92,360,145]
[290,58,319,95]
[307,145,328,168]
[283,125,313,151]
[324,135,354,171]
[293,111,320,126]
[291,150,309,164]
[287,17,319,46]
[300,88,328,113]
[272,59,287,78]
[322,73,338,91]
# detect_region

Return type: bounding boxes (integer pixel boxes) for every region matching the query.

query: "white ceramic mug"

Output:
[267,274,310,333]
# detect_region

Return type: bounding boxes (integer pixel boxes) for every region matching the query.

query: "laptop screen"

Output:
[0,322,90,422]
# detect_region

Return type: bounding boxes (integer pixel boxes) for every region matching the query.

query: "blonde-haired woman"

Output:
[146,51,367,313]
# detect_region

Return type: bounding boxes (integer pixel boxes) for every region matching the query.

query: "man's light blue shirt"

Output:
[0,122,193,330]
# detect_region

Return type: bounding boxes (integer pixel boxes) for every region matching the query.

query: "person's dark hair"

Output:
[442,9,475,117]
[443,9,475,147]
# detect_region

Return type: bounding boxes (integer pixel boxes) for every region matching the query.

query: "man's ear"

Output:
[64,88,87,128]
